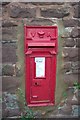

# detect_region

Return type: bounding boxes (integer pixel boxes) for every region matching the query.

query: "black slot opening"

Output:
[28,46,54,48]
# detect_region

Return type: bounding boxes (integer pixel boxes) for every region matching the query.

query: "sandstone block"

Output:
[63,38,75,47]
[66,95,78,105]
[71,61,80,74]
[2,27,17,40]
[2,2,10,6]
[75,38,80,47]
[64,74,78,86]
[41,6,70,18]
[0,45,2,63]
[2,64,14,76]
[63,48,78,61]
[63,19,78,27]
[30,18,54,26]
[60,104,72,115]
[2,43,17,63]
[74,5,80,18]
[32,2,64,5]
[2,76,20,93]
[2,19,18,27]
[71,27,80,38]
[63,62,72,73]
[0,64,2,76]
[70,2,78,6]
[62,27,73,38]
[2,92,20,118]
[8,3,36,18]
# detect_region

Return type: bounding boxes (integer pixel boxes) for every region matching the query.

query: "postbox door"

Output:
[30,56,51,103]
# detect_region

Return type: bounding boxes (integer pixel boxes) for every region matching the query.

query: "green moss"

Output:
[55,20,67,104]
[16,21,25,101]
[73,82,80,89]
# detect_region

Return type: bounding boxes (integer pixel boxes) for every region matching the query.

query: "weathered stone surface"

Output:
[2,33,17,42]
[72,61,79,68]
[63,62,72,73]
[2,6,6,14]
[66,87,74,96]
[71,61,80,74]
[72,105,80,116]
[2,27,17,35]
[6,108,20,117]
[0,45,2,63]
[15,66,23,77]
[0,4,2,13]
[74,93,80,105]
[0,6,2,18]
[70,2,78,6]
[2,92,20,118]
[2,43,17,63]
[62,27,73,38]
[30,18,54,26]
[53,2,64,5]
[32,2,64,5]
[63,48,78,61]
[66,95,78,105]
[75,38,80,47]
[78,20,80,27]
[2,27,17,40]
[63,19,78,27]
[63,62,72,69]
[71,27,80,38]
[74,89,80,101]
[2,19,18,27]
[2,76,20,93]
[2,103,9,118]
[74,5,80,18]
[41,6,70,18]
[59,104,72,115]
[2,5,8,17]
[33,110,42,118]
[0,64,2,76]
[63,38,75,47]
[64,74,78,86]
[2,64,14,76]
[8,3,36,18]
[2,2,10,5]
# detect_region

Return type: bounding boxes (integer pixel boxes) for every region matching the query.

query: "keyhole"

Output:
[35,82,38,85]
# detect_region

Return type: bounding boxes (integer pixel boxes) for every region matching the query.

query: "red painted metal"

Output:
[24,26,58,107]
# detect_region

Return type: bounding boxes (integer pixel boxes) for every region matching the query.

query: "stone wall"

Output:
[2,2,79,118]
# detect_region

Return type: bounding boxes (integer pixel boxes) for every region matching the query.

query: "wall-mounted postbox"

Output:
[24,26,58,106]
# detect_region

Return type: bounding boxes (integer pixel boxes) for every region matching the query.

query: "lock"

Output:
[35,82,38,85]
[34,82,39,86]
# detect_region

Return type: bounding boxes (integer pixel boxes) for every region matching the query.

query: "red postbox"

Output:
[24,26,58,106]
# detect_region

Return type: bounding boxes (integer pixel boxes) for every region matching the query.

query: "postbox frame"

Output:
[24,26,58,107]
